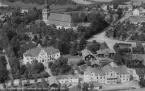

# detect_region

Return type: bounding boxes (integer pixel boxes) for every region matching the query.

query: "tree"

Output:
[139,78,145,87]
[50,57,72,75]
[0,56,8,83]
[70,41,78,56]
[78,37,86,51]
[116,8,123,19]
[87,40,100,53]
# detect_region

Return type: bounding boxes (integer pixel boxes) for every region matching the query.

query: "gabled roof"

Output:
[56,75,79,80]
[129,16,145,23]
[47,13,72,28]
[137,7,145,13]
[48,76,59,86]
[81,49,93,58]
[85,64,128,75]
[97,48,115,54]
[23,45,59,57]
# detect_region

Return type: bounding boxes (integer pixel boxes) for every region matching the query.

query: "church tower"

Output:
[42,0,50,24]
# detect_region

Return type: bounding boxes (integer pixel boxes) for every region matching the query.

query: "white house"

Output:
[84,64,130,84]
[132,7,145,16]
[21,9,29,14]
[56,75,79,84]
[101,4,108,11]
[23,44,60,64]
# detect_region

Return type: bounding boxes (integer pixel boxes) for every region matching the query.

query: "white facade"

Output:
[21,9,29,13]
[84,68,130,84]
[57,76,79,84]
[133,9,140,16]
[23,47,60,64]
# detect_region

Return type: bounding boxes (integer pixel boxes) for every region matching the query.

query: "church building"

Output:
[42,2,74,29]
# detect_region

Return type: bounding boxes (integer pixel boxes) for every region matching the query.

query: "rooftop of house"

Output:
[129,15,145,23]
[118,4,132,9]
[23,44,59,57]
[100,42,109,49]
[81,49,94,58]
[85,64,128,75]
[136,7,145,12]
[96,48,115,55]
[56,75,79,80]
[91,58,114,66]
[47,13,72,27]
[124,54,145,61]
[48,76,59,86]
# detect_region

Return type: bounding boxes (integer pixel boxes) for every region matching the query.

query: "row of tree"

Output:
[6,0,76,5]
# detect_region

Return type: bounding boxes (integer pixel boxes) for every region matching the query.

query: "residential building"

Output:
[118,4,133,11]
[128,16,145,24]
[23,44,60,64]
[132,7,145,16]
[81,49,96,60]
[21,9,29,14]
[84,64,130,84]
[48,76,59,89]
[42,7,73,29]
[101,4,108,11]
[56,75,79,84]
[96,48,115,58]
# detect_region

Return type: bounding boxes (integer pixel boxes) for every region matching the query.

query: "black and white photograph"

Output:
[0,0,145,91]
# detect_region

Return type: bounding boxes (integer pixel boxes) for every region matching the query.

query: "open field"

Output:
[3,1,44,9]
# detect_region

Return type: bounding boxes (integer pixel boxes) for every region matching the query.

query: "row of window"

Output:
[85,73,128,78]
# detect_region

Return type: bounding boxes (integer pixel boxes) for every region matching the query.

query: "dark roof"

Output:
[24,44,59,57]
[97,48,115,54]
[85,64,128,75]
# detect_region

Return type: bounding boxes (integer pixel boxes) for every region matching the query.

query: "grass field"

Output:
[3,1,44,9]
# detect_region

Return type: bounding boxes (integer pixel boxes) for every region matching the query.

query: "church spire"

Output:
[44,0,49,9]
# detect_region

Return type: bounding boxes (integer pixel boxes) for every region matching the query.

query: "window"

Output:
[100,77,102,79]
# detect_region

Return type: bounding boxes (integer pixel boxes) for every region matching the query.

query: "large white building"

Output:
[23,44,60,64]
[84,64,130,84]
